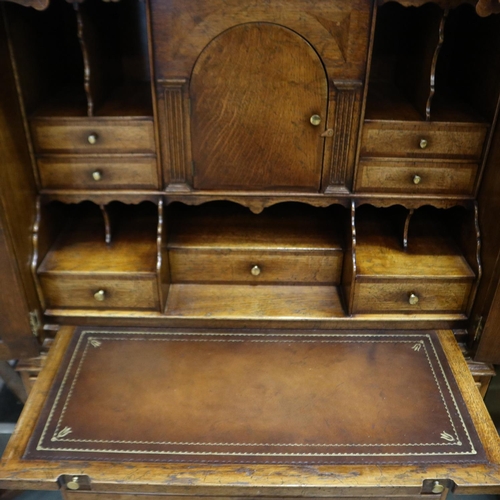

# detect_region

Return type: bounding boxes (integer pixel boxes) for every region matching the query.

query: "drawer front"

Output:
[169,250,343,284]
[352,280,472,314]
[39,275,159,310]
[361,122,487,159]
[355,159,477,194]
[38,156,158,189]
[31,119,155,154]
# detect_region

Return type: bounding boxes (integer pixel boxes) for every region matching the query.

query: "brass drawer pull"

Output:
[87,133,98,145]
[408,293,419,305]
[419,138,428,149]
[92,170,102,181]
[310,114,321,126]
[413,174,422,185]
[94,289,106,301]
[251,265,261,276]
[67,477,81,491]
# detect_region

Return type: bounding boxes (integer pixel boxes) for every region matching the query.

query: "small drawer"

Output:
[31,118,156,154]
[169,250,343,284]
[39,274,159,310]
[352,280,473,314]
[361,121,487,159]
[355,159,478,194]
[38,156,159,190]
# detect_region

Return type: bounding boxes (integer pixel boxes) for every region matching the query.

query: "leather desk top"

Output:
[24,328,486,465]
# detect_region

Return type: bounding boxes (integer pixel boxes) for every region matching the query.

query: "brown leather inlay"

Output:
[24,328,486,465]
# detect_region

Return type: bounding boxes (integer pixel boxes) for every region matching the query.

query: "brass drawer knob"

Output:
[92,170,102,181]
[310,114,321,126]
[408,293,419,305]
[67,477,80,491]
[413,174,422,185]
[419,138,428,149]
[431,481,445,494]
[87,133,98,145]
[94,289,106,301]
[251,265,261,276]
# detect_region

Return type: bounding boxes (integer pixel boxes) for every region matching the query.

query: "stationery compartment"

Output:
[5,0,158,190]
[35,201,164,312]
[165,202,347,319]
[345,205,479,316]
[356,2,499,196]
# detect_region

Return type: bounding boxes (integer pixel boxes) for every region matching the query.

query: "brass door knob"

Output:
[413,174,422,185]
[94,289,106,301]
[251,265,261,276]
[419,138,428,149]
[87,133,98,145]
[408,293,419,305]
[92,170,102,181]
[310,114,321,126]
[67,477,80,491]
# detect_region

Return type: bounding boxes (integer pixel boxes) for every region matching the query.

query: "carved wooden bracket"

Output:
[0,0,49,10]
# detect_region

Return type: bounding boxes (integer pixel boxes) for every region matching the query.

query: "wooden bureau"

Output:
[1,0,500,498]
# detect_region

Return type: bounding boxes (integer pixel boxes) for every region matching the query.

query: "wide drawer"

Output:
[169,249,343,284]
[355,159,477,194]
[38,156,159,190]
[31,118,156,154]
[361,121,487,159]
[38,274,159,310]
[352,280,473,314]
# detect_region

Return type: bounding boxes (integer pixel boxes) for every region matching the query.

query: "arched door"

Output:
[190,23,328,191]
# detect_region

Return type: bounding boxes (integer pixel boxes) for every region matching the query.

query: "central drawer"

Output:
[169,249,342,284]
[167,202,344,286]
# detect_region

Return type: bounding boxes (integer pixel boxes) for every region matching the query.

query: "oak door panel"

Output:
[190,23,328,191]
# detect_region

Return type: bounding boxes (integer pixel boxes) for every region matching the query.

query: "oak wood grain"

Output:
[38,156,158,190]
[190,23,327,191]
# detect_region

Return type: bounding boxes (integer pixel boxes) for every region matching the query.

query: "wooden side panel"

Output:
[473,114,500,363]
[0,224,38,359]
[0,7,41,356]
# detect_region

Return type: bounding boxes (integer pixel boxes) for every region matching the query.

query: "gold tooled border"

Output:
[36,331,477,457]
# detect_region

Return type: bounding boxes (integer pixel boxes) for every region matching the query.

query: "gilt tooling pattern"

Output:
[25,328,486,465]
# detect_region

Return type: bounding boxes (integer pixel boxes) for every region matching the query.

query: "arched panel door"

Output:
[190,23,328,191]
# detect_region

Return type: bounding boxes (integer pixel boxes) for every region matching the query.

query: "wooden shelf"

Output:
[165,284,345,319]
[38,204,157,275]
[355,207,475,279]
[168,202,343,251]
[31,82,153,119]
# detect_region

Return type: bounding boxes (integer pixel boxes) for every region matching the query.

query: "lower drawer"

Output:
[352,280,473,314]
[38,156,158,190]
[169,250,343,284]
[355,159,477,194]
[39,274,159,310]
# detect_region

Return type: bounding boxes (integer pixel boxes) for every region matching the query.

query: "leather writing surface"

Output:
[25,328,486,465]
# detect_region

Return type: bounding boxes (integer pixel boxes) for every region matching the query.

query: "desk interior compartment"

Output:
[35,200,164,312]
[344,204,480,316]
[164,201,347,319]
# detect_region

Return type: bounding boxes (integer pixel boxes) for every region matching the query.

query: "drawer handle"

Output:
[419,138,428,149]
[413,174,422,185]
[87,133,99,145]
[94,289,106,301]
[67,477,81,491]
[408,293,419,305]
[310,114,321,126]
[92,170,102,181]
[251,265,261,276]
